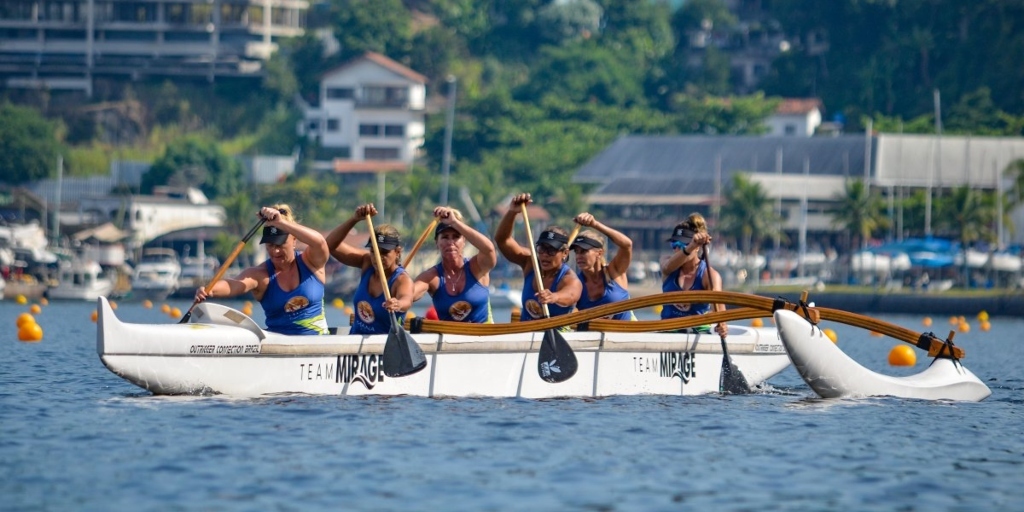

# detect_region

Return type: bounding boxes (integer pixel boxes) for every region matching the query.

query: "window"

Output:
[326,119,340,132]
[784,124,796,136]
[364,147,400,160]
[326,87,354,100]
[359,124,380,136]
[384,124,405,137]
[307,120,320,132]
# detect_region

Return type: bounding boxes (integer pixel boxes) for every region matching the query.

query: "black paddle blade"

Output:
[538,329,578,383]
[382,319,427,378]
[719,336,751,394]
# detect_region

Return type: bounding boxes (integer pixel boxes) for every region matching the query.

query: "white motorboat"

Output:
[49,260,114,301]
[773,309,990,402]
[131,248,181,301]
[96,296,792,398]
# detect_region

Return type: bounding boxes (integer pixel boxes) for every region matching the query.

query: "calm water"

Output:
[2,299,1022,511]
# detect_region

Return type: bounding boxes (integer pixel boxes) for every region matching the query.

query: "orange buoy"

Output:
[822,328,838,343]
[957,321,970,333]
[16,313,35,328]
[39,297,49,306]
[244,301,253,309]
[948,316,958,326]
[109,300,118,310]
[30,304,42,314]
[142,299,153,309]
[343,306,354,315]
[922,317,932,327]
[652,305,663,314]
[332,298,344,309]
[751,318,764,327]
[170,307,182,318]
[161,304,171,314]
[91,310,98,322]
[977,310,990,322]
[241,306,253,317]
[18,322,43,342]
[888,345,916,366]
[15,294,28,305]
[980,321,991,332]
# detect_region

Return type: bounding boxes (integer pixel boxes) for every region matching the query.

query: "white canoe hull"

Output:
[773,309,991,402]
[96,297,791,398]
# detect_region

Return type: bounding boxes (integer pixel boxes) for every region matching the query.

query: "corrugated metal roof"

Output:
[575,135,869,186]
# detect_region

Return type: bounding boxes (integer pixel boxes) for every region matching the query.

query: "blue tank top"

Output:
[520,264,574,321]
[350,266,407,335]
[576,269,634,321]
[661,260,712,319]
[259,252,328,335]
[433,259,492,323]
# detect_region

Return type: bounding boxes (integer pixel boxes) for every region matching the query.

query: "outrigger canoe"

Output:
[96,296,791,398]
[774,309,991,402]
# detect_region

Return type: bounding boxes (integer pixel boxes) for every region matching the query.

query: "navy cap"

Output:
[259,226,289,245]
[366,233,401,251]
[570,236,603,250]
[536,230,569,249]
[667,226,696,243]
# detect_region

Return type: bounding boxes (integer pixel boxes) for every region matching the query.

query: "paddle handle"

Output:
[520,203,551,319]
[365,214,393,302]
[402,218,439,268]
[567,222,582,248]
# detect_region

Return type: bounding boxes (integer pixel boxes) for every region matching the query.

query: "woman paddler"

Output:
[326,203,413,335]
[193,204,330,335]
[570,212,636,321]
[412,206,498,323]
[494,193,582,321]
[660,212,728,336]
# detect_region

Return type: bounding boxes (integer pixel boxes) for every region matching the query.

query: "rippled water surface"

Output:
[2,299,1022,511]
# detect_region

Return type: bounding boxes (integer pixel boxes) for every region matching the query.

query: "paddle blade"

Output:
[382,319,427,378]
[719,335,751,394]
[538,329,578,383]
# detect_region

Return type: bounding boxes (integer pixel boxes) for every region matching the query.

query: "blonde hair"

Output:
[272,203,296,222]
[683,212,708,234]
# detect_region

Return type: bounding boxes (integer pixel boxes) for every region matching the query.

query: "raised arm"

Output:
[661,230,710,275]
[259,206,329,273]
[412,267,439,301]
[494,193,533,269]
[326,204,374,269]
[576,212,633,280]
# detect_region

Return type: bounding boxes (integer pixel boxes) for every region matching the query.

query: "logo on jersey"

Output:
[449,300,473,321]
[357,300,375,324]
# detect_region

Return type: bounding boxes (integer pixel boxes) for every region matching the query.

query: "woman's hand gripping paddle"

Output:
[521,203,578,383]
[366,214,427,378]
[178,216,265,324]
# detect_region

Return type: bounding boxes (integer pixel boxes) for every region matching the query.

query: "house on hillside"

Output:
[298,52,427,176]
[765,98,823,137]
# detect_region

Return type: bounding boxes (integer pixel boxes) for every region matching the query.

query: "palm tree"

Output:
[718,173,779,254]
[830,179,888,253]
[934,185,995,289]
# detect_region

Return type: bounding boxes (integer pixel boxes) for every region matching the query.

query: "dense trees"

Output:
[0,104,63,184]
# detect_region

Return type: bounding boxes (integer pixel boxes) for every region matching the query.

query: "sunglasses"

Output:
[535,244,563,256]
[670,241,690,251]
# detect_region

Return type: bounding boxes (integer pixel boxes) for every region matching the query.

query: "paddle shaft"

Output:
[402,218,439,268]
[179,217,265,323]
[365,214,394,302]
[520,203,551,318]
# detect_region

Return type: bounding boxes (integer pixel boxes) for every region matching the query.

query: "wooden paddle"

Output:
[702,243,750,394]
[178,216,265,324]
[402,218,440,268]
[521,203,578,383]
[366,214,427,378]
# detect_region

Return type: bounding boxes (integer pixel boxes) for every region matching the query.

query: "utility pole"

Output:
[440,75,457,205]
[926,89,942,237]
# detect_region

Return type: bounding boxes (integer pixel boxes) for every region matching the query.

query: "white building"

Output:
[766,98,823,137]
[299,52,427,174]
[77,187,225,249]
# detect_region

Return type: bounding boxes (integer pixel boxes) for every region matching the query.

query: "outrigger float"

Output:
[96,291,991,401]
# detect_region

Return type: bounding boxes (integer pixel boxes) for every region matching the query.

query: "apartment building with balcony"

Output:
[299,51,427,174]
[0,0,307,95]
